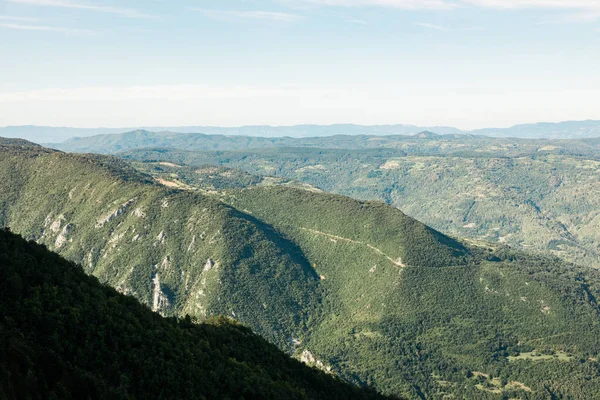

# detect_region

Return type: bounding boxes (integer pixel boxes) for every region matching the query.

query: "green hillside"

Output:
[0,139,320,350]
[0,228,391,400]
[5,138,600,398]
[132,158,600,398]
[220,186,600,398]
[122,147,600,268]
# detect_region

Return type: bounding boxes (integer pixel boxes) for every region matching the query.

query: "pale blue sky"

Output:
[0,0,599,129]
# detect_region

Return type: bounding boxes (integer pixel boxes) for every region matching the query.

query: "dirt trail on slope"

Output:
[299,227,406,267]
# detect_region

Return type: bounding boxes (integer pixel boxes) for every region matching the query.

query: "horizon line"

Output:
[1,119,599,133]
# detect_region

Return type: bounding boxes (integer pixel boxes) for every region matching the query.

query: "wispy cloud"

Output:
[470,0,600,23]
[462,1,600,11]
[299,0,600,22]
[0,22,95,33]
[6,0,155,19]
[302,0,600,11]
[193,9,300,22]
[536,10,600,24]
[302,0,458,10]
[415,21,448,30]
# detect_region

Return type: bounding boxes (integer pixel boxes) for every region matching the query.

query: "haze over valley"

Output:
[2,120,600,143]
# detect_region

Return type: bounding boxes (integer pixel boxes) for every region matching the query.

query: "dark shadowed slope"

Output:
[0,228,393,400]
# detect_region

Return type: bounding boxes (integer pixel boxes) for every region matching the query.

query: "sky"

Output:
[0,0,599,130]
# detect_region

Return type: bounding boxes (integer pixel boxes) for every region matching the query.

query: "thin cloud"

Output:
[302,0,458,10]
[7,0,156,19]
[193,9,300,22]
[415,21,448,30]
[465,1,600,22]
[462,1,600,11]
[537,11,600,24]
[0,22,95,33]
[302,0,600,11]
[299,0,600,22]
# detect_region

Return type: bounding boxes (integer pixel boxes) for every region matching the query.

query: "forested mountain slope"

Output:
[4,138,600,398]
[129,156,600,398]
[0,138,320,349]
[0,228,391,400]
[218,186,600,398]
[123,147,600,268]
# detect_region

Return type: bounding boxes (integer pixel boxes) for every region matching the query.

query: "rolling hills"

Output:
[4,138,600,398]
[122,145,600,269]
[47,127,600,155]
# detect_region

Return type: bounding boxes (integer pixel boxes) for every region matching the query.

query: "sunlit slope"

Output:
[224,186,469,268]
[0,139,320,349]
[222,186,600,398]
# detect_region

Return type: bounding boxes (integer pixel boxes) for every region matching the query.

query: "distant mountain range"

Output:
[44,126,600,156]
[1,119,600,143]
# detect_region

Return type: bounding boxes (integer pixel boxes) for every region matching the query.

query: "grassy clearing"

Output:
[507,350,573,362]
[472,372,533,395]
